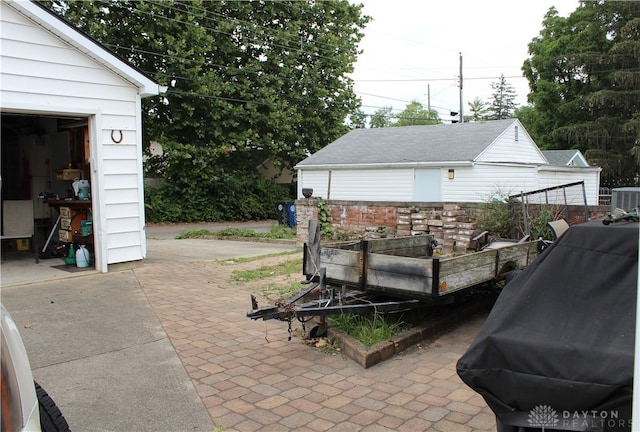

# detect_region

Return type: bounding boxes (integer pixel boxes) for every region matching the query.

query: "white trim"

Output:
[6,0,161,97]
[135,96,147,259]
[90,113,108,273]
[569,151,589,166]
[538,165,601,173]
[0,103,99,116]
[295,161,474,170]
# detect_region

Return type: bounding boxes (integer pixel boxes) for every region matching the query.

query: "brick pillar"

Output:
[295,198,318,245]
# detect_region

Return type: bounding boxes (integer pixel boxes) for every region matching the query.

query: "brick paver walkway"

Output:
[134,256,496,431]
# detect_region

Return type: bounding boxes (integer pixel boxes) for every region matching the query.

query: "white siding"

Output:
[1,3,147,269]
[442,163,540,202]
[299,169,414,201]
[298,170,330,198]
[537,169,600,205]
[476,123,547,164]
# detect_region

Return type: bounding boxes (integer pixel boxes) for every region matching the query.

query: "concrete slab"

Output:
[1,270,215,432]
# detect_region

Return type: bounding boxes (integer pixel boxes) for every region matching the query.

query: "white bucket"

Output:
[76,245,90,268]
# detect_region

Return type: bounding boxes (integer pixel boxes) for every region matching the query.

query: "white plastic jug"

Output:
[76,245,90,268]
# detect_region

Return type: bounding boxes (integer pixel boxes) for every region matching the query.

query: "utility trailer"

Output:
[247,222,541,338]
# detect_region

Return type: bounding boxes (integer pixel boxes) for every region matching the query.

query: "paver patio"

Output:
[134,255,497,431]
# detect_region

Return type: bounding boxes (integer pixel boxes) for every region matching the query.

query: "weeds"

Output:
[261,280,307,298]
[330,313,410,349]
[177,223,296,240]
[231,258,302,281]
[217,250,300,265]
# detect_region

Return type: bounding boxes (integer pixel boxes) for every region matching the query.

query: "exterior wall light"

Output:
[448,169,455,180]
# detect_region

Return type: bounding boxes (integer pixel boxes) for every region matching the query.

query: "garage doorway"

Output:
[1,113,95,276]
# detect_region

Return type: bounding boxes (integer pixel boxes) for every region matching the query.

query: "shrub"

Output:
[144,173,292,223]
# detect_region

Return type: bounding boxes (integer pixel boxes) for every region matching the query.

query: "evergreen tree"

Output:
[487,74,518,120]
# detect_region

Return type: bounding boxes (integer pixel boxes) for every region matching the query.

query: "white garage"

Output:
[1,1,163,272]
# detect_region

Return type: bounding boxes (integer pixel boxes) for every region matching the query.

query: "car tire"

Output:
[35,381,70,432]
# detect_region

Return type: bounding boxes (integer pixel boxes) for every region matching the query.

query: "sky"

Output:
[349,0,582,124]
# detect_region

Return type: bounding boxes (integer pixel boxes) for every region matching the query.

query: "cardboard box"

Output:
[60,217,72,230]
[58,229,71,242]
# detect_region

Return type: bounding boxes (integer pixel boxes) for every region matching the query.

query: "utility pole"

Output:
[459,52,464,123]
[427,84,431,110]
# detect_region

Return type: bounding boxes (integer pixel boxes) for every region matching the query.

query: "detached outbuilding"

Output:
[295,119,601,205]
[1,1,163,272]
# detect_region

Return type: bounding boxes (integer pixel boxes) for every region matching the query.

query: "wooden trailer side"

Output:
[364,253,433,297]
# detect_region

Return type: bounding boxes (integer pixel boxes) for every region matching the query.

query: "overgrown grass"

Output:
[217,250,300,265]
[231,258,303,281]
[330,313,410,348]
[262,280,308,298]
[177,223,296,240]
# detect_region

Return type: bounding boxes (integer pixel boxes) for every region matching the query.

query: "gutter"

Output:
[294,161,474,170]
[537,165,602,173]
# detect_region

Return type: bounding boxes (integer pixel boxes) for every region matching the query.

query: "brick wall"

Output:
[295,198,610,253]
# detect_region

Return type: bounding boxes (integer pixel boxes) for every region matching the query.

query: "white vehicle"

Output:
[1,304,70,432]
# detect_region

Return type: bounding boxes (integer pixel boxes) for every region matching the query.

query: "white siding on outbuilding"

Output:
[298,168,414,201]
[537,167,600,205]
[1,1,159,271]
[476,124,547,164]
[296,119,601,207]
[441,163,540,202]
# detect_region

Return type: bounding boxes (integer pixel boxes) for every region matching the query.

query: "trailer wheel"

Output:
[309,323,327,339]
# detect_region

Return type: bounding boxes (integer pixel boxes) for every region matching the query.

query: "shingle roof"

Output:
[296,119,517,167]
[542,150,586,166]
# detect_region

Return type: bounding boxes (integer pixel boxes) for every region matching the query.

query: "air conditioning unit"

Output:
[611,187,640,212]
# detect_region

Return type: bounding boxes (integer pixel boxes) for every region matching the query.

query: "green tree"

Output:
[467,97,488,122]
[522,2,640,185]
[369,106,395,128]
[487,74,518,120]
[45,0,369,220]
[394,101,441,126]
[348,109,367,129]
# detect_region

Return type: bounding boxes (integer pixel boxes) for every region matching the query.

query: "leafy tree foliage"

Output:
[369,106,394,128]
[393,101,441,126]
[487,74,518,120]
[44,0,369,221]
[522,1,640,186]
[348,109,368,129]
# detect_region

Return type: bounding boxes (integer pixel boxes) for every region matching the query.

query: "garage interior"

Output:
[1,113,95,277]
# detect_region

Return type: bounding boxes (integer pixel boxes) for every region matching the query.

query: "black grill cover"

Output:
[457,221,638,432]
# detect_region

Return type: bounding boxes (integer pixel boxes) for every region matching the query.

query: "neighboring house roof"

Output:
[542,150,589,167]
[6,0,163,97]
[296,119,540,169]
